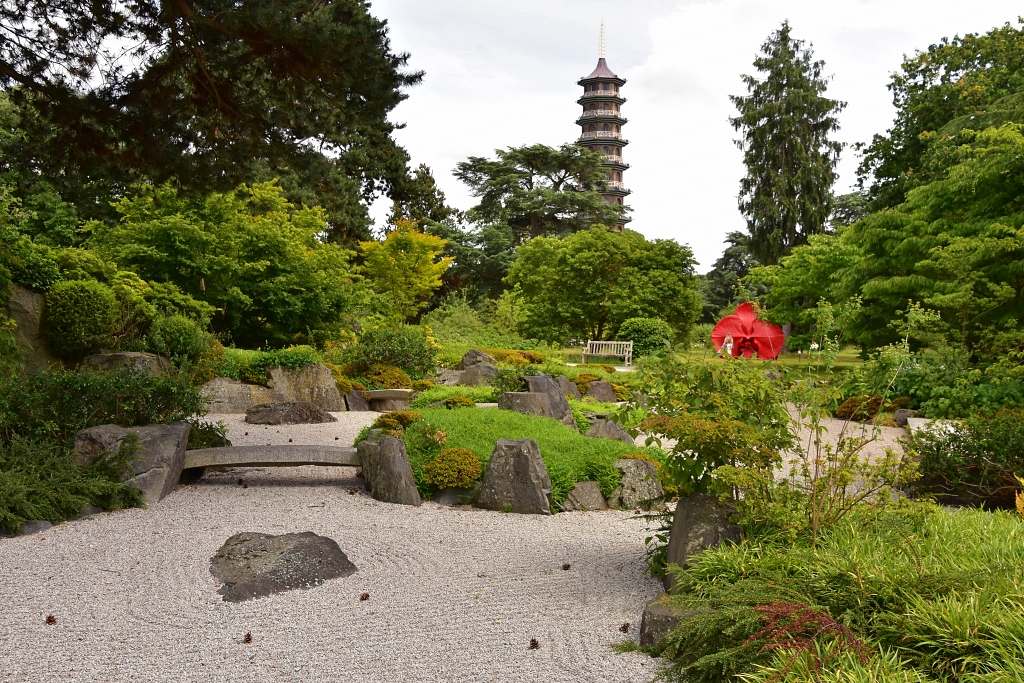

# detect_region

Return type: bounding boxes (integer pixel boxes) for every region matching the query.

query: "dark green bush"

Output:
[44,279,117,358]
[186,419,231,450]
[0,229,61,291]
[909,408,1024,508]
[0,435,143,534]
[617,317,673,356]
[348,326,435,373]
[0,367,204,446]
[148,314,212,360]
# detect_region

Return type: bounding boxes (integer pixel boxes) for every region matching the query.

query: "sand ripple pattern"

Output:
[0,463,664,682]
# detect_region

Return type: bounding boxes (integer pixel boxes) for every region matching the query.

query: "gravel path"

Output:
[0,413,664,683]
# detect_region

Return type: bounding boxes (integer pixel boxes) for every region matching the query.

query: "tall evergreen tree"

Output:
[730,21,845,265]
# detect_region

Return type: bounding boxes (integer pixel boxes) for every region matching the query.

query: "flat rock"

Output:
[458,349,496,370]
[267,364,345,411]
[433,486,478,507]
[586,417,634,444]
[893,408,917,427]
[639,593,695,647]
[73,422,190,505]
[366,389,414,412]
[184,445,359,470]
[555,375,581,400]
[344,390,370,411]
[585,380,618,403]
[5,283,59,373]
[244,401,337,425]
[561,481,608,511]
[210,531,357,602]
[457,362,497,386]
[356,431,422,506]
[84,352,171,375]
[607,458,664,509]
[476,438,552,515]
[663,493,741,591]
[201,377,286,414]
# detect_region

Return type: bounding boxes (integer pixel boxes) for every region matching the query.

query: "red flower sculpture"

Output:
[711,302,785,359]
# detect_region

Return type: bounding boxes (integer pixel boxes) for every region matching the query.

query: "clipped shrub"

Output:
[617,317,673,356]
[612,384,630,401]
[476,348,547,367]
[836,394,884,421]
[148,314,211,359]
[364,364,413,389]
[372,411,423,432]
[412,379,436,392]
[573,373,601,394]
[885,396,911,411]
[44,279,117,358]
[348,326,435,373]
[443,396,476,409]
[494,367,529,394]
[423,447,482,489]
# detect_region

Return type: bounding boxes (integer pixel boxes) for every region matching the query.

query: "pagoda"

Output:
[576,22,630,230]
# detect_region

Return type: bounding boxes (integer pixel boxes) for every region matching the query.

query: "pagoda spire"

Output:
[576,24,630,230]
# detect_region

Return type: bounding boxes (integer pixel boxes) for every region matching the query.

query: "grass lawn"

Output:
[393,407,662,510]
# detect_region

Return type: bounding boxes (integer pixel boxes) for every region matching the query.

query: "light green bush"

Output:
[148,314,211,359]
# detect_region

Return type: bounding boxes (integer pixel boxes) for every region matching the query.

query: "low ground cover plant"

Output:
[215,346,321,384]
[411,385,498,408]
[359,407,663,509]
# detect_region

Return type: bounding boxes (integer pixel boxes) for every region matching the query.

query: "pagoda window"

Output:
[601,124,610,131]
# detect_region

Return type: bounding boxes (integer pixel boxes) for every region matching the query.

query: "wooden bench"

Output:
[581,340,633,367]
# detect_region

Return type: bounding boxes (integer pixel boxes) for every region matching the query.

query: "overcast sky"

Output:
[367,0,1022,271]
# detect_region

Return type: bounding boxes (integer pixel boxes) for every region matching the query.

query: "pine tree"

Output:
[730,21,845,265]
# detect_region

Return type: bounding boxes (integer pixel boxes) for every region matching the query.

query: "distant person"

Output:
[720,333,734,358]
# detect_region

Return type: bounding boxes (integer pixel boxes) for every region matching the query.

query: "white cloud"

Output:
[368,0,1022,270]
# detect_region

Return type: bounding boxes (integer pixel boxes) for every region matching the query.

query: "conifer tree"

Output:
[730,21,845,265]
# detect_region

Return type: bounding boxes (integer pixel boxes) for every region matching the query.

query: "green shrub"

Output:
[443,395,476,409]
[348,326,435,373]
[399,407,662,508]
[612,383,630,401]
[186,419,231,450]
[477,347,547,366]
[44,279,117,358]
[423,447,482,489]
[582,363,617,373]
[493,366,531,394]
[364,364,412,389]
[410,385,498,408]
[655,504,1024,683]
[0,367,205,446]
[573,373,601,394]
[412,379,436,392]
[216,346,321,384]
[909,408,1024,508]
[372,410,423,432]
[617,317,673,356]
[0,435,143,534]
[148,314,211,359]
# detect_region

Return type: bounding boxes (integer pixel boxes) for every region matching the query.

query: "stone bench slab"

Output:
[184,445,361,470]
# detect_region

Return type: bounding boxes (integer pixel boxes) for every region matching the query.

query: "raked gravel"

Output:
[0,413,665,683]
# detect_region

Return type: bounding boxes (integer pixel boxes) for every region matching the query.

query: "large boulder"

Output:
[555,375,581,400]
[366,389,414,412]
[458,349,496,370]
[663,493,741,592]
[476,438,552,515]
[210,531,357,602]
[73,422,190,505]
[586,417,634,444]
[435,368,464,386]
[244,401,337,425]
[561,481,608,512]
[5,283,59,373]
[639,593,695,647]
[585,380,619,403]
[497,392,549,417]
[201,377,286,414]
[84,352,171,375]
[266,364,345,411]
[524,374,577,429]
[457,362,498,386]
[356,431,422,506]
[344,390,371,411]
[607,458,664,509]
